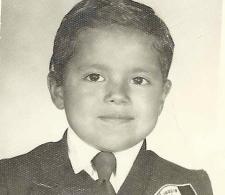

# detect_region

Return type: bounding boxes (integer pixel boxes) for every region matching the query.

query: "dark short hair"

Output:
[49,0,174,85]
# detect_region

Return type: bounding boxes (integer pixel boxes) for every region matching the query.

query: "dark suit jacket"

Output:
[0,131,213,195]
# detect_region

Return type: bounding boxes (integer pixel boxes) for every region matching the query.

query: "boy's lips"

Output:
[98,114,135,124]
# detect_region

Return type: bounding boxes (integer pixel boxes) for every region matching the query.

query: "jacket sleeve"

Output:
[0,185,7,195]
[0,161,8,195]
[197,170,213,195]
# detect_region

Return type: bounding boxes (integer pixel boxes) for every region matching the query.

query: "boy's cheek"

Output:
[133,96,162,120]
[64,87,102,111]
[132,90,162,107]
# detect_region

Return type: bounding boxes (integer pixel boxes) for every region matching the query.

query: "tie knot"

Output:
[92,152,116,181]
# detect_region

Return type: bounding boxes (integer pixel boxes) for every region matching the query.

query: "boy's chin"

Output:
[94,140,141,152]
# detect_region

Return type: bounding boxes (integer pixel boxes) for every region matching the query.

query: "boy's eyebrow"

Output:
[76,64,158,75]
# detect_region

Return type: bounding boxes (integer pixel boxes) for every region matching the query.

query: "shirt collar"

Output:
[67,127,99,174]
[67,127,142,178]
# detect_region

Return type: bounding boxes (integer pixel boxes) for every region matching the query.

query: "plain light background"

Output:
[0,0,224,194]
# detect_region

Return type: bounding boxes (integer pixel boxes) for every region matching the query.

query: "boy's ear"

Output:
[158,79,172,115]
[47,74,65,110]
[162,79,172,100]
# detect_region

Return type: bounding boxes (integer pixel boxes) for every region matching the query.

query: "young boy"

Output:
[0,0,213,194]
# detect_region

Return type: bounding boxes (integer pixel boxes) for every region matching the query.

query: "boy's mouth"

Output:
[98,114,134,124]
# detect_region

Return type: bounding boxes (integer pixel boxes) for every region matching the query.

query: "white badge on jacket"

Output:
[154,183,197,195]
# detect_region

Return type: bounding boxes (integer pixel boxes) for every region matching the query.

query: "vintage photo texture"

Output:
[0,0,224,194]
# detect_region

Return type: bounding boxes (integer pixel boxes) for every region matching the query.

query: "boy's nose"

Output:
[104,82,130,105]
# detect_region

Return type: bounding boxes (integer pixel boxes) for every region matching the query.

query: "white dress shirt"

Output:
[67,127,142,192]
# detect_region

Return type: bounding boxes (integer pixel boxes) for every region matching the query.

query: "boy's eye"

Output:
[84,73,105,82]
[131,77,150,85]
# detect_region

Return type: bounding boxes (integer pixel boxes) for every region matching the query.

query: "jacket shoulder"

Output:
[145,150,213,195]
[0,139,64,178]
[0,139,66,194]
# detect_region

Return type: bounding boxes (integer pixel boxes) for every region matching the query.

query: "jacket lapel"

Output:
[29,130,95,195]
[29,132,157,195]
[29,130,70,194]
[117,140,155,195]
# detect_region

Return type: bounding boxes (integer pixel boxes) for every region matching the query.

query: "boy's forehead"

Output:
[77,25,157,47]
[67,25,162,75]
[74,25,160,61]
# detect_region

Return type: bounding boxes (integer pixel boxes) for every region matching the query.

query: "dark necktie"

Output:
[91,152,116,195]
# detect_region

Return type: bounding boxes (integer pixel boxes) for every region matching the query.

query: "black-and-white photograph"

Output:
[0,0,224,194]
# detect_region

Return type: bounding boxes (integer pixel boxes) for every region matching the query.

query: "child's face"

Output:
[50,26,171,152]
